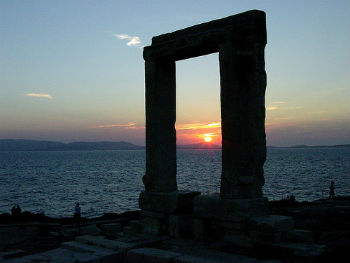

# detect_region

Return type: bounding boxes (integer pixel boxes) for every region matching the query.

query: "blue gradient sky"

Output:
[0,0,349,146]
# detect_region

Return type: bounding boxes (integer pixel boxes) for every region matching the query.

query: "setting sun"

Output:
[204,137,212,143]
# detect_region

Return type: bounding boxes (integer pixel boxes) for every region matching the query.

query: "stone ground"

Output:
[0,197,349,263]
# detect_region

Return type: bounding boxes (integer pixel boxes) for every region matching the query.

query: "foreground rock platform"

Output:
[0,232,327,263]
[1,197,349,262]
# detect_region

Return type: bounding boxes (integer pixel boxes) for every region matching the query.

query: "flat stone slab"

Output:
[282,229,313,242]
[194,194,268,221]
[1,258,33,263]
[128,247,182,263]
[19,243,121,263]
[139,191,200,213]
[18,248,98,263]
[60,225,79,238]
[174,254,256,263]
[62,241,117,255]
[37,247,100,263]
[162,239,256,263]
[118,233,171,243]
[24,253,52,261]
[268,242,325,258]
[76,234,170,253]
[79,224,102,236]
[0,249,26,259]
[76,235,136,250]
[99,222,123,233]
[249,215,294,233]
[221,234,253,249]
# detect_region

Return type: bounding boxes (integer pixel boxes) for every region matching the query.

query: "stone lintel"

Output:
[139,191,201,214]
[193,194,268,221]
[143,10,266,61]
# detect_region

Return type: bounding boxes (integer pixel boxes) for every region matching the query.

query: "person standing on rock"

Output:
[11,205,21,217]
[74,203,81,219]
[329,181,335,199]
[74,203,81,233]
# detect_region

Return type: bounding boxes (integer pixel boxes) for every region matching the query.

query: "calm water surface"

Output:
[0,148,349,218]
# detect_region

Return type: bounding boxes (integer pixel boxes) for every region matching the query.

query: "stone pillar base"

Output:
[139,191,200,236]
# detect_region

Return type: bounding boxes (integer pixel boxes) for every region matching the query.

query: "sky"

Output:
[0,0,349,146]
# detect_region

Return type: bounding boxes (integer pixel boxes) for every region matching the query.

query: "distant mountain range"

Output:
[0,139,143,151]
[286,144,350,148]
[0,139,220,151]
[0,139,348,151]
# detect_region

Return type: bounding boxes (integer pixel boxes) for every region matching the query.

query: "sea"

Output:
[0,147,349,218]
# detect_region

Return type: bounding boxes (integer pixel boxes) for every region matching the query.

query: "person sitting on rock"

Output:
[329,181,335,199]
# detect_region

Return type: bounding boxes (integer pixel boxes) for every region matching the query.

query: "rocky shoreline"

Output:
[0,196,349,262]
[268,196,350,262]
[0,210,139,254]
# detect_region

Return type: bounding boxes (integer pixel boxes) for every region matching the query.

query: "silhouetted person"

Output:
[74,202,81,233]
[11,206,16,215]
[289,195,295,202]
[329,181,335,199]
[11,205,21,217]
[74,203,81,220]
[17,205,21,214]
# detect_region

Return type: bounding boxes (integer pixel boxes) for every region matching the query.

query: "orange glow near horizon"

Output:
[176,122,221,131]
[175,122,221,145]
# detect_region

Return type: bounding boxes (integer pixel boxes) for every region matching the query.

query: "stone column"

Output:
[143,58,177,192]
[219,42,267,199]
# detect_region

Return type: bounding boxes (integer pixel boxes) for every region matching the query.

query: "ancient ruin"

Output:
[142,10,267,199]
[139,10,270,238]
[129,11,327,260]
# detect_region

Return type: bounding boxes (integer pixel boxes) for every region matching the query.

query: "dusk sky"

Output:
[1,0,349,146]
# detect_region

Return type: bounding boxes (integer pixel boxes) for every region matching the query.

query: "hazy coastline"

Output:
[1,139,349,151]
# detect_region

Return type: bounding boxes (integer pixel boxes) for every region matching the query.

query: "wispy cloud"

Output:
[92,122,137,129]
[115,34,142,47]
[266,103,303,111]
[198,132,219,138]
[26,93,52,99]
[267,106,278,111]
[176,122,221,130]
[284,106,304,110]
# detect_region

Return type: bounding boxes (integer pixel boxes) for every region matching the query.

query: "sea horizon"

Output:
[1,147,349,218]
[1,138,349,151]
